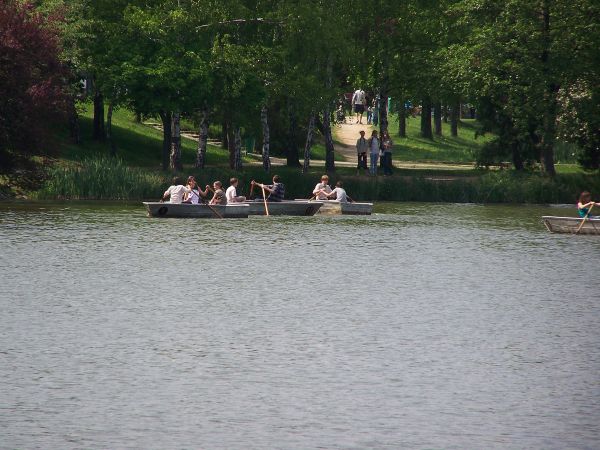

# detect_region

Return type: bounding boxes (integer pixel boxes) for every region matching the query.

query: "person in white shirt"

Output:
[312,175,332,200]
[351,88,366,124]
[319,181,353,203]
[226,177,246,203]
[368,130,380,176]
[162,176,190,204]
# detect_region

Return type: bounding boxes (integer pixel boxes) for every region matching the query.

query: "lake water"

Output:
[1,202,599,449]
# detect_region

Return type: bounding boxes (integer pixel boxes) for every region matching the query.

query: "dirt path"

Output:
[332,120,375,162]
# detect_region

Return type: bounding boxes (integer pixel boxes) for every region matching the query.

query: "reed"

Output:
[37,156,600,204]
[36,156,166,200]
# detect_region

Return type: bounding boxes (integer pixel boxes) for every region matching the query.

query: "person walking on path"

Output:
[356,130,368,172]
[381,130,393,175]
[368,130,380,176]
[351,88,366,124]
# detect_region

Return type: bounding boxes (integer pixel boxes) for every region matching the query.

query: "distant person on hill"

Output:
[577,191,600,218]
[209,180,227,205]
[312,175,332,200]
[226,178,246,203]
[351,88,366,124]
[368,130,380,176]
[356,130,368,172]
[319,181,353,203]
[162,176,190,204]
[381,130,394,176]
[251,175,285,202]
[183,176,209,204]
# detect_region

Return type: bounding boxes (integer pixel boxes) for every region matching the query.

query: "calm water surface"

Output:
[1,202,599,449]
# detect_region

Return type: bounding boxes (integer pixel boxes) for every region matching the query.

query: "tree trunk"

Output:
[195,107,209,169]
[379,94,389,138]
[227,120,235,169]
[233,126,242,171]
[540,0,556,176]
[170,111,182,171]
[221,120,228,149]
[134,111,142,123]
[159,111,171,171]
[512,141,524,171]
[398,101,406,138]
[420,98,433,139]
[302,113,315,173]
[68,99,80,144]
[261,106,271,172]
[323,108,335,173]
[434,101,442,136]
[450,99,459,137]
[286,103,301,167]
[92,90,105,141]
[106,101,116,156]
[442,104,448,123]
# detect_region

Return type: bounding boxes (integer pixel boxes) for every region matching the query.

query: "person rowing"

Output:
[577,191,600,218]
[251,175,285,202]
[208,180,227,205]
[162,176,190,204]
[318,181,354,203]
[183,176,209,204]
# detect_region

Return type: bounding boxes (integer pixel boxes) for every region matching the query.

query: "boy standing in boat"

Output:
[251,175,285,201]
[312,175,332,200]
[318,181,353,203]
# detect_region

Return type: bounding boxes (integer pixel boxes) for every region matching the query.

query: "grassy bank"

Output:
[5,103,597,204]
[36,156,600,204]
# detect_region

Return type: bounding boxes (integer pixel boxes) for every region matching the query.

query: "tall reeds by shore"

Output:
[36,156,600,204]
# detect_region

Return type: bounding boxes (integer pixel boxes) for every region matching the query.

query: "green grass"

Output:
[64,104,253,168]
[387,115,494,164]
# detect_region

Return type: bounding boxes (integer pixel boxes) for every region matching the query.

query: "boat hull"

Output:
[542,216,600,235]
[143,202,249,218]
[247,200,323,216]
[317,200,373,215]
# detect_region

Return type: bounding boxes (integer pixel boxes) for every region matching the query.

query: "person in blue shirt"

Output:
[251,175,285,202]
[577,191,599,218]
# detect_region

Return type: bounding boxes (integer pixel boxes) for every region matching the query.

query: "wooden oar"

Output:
[206,202,224,219]
[261,184,270,216]
[248,181,255,200]
[575,203,594,234]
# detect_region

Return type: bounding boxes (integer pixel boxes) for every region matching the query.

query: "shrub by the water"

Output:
[37,157,166,200]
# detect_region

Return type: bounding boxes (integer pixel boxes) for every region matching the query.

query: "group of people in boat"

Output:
[162,174,354,205]
[162,176,247,205]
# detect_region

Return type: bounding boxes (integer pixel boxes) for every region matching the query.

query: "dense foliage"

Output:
[0,0,70,170]
[2,0,599,173]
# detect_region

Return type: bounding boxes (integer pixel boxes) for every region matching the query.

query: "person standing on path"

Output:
[351,88,366,124]
[368,130,380,176]
[356,130,368,172]
[381,130,393,175]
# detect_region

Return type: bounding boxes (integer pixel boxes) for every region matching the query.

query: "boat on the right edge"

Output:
[542,216,600,235]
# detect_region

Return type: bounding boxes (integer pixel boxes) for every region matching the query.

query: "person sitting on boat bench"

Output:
[226,178,246,203]
[208,180,227,205]
[312,175,332,200]
[318,181,354,203]
[577,191,600,218]
[183,176,209,204]
[162,176,190,204]
[251,175,285,202]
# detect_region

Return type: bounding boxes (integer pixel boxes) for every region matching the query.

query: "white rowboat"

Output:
[316,200,373,215]
[247,200,323,216]
[542,216,600,235]
[143,202,248,218]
